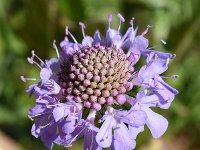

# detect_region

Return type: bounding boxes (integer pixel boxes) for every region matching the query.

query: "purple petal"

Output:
[84,130,102,150]
[65,122,86,145]
[142,50,176,59]
[139,58,168,81]
[60,38,79,56]
[25,84,37,96]
[96,115,116,148]
[127,49,141,64]
[125,94,137,106]
[158,78,179,95]
[119,109,147,127]
[82,36,94,47]
[112,123,136,150]
[40,68,52,81]
[106,29,121,46]
[34,86,48,95]
[154,78,178,109]
[143,107,168,138]
[122,27,138,48]
[31,123,40,138]
[137,90,160,107]
[41,123,58,149]
[45,58,60,73]
[138,77,178,109]
[52,104,69,122]
[62,116,76,134]
[93,30,102,44]
[29,103,50,117]
[129,125,144,139]
[130,35,149,51]
[64,47,76,56]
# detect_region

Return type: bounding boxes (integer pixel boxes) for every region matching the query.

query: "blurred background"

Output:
[0,0,200,150]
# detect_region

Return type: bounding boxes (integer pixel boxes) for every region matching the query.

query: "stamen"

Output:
[20,76,37,82]
[28,115,34,121]
[108,14,112,30]
[79,22,86,38]
[160,39,167,45]
[130,17,135,27]
[39,122,52,129]
[31,50,46,67]
[142,25,152,36]
[154,54,158,60]
[148,40,167,50]
[67,124,87,146]
[166,58,170,65]
[161,75,179,78]
[117,13,125,31]
[27,56,42,69]
[120,28,132,44]
[53,40,60,58]
[89,130,94,150]
[46,103,70,108]
[27,57,34,64]
[65,26,78,43]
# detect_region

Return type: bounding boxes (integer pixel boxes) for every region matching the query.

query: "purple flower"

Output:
[21,13,178,149]
[56,110,101,150]
[127,91,168,138]
[96,107,146,149]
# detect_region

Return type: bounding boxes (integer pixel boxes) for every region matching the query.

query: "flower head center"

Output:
[59,46,134,111]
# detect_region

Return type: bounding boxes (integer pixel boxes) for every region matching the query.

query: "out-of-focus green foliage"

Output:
[0,0,200,149]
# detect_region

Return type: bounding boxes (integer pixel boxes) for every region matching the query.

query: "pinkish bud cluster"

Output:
[59,46,134,111]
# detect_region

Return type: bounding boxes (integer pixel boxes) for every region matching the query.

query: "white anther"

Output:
[117,13,125,31]
[65,26,78,43]
[160,39,167,45]
[130,17,135,27]
[161,75,179,79]
[31,50,46,67]
[20,76,37,82]
[142,25,152,36]
[53,40,60,58]
[79,22,86,38]
[108,14,112,29]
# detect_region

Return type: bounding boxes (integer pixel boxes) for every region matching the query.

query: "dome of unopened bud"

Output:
[81,93,89,100]
[94,89,101,96]
[107,97,114,105]
[93,75,100,82]
[90,95,97,102]
[125,82,133,91]
[86,72,93,80]
[118,86,126,94]
[95,62,103,70]
[100,68,107,75]
[83,80,90,86]
[78,74,85,81]
[74,96,82,102]
[98,97,106,104]
[97,83,104,90]
[113,82,120,89]
[69,73,76,79]
[81,67,87,74]
[86,88,93,95]
[84,101,91,108]
[90,82,97,88]
[111,89,118,97]
[102,90,110,97]
[116,94,126,105]
[105,83,112,90]
[93,103,101,111]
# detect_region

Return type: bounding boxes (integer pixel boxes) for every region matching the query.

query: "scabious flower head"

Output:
[21,13,178,150]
